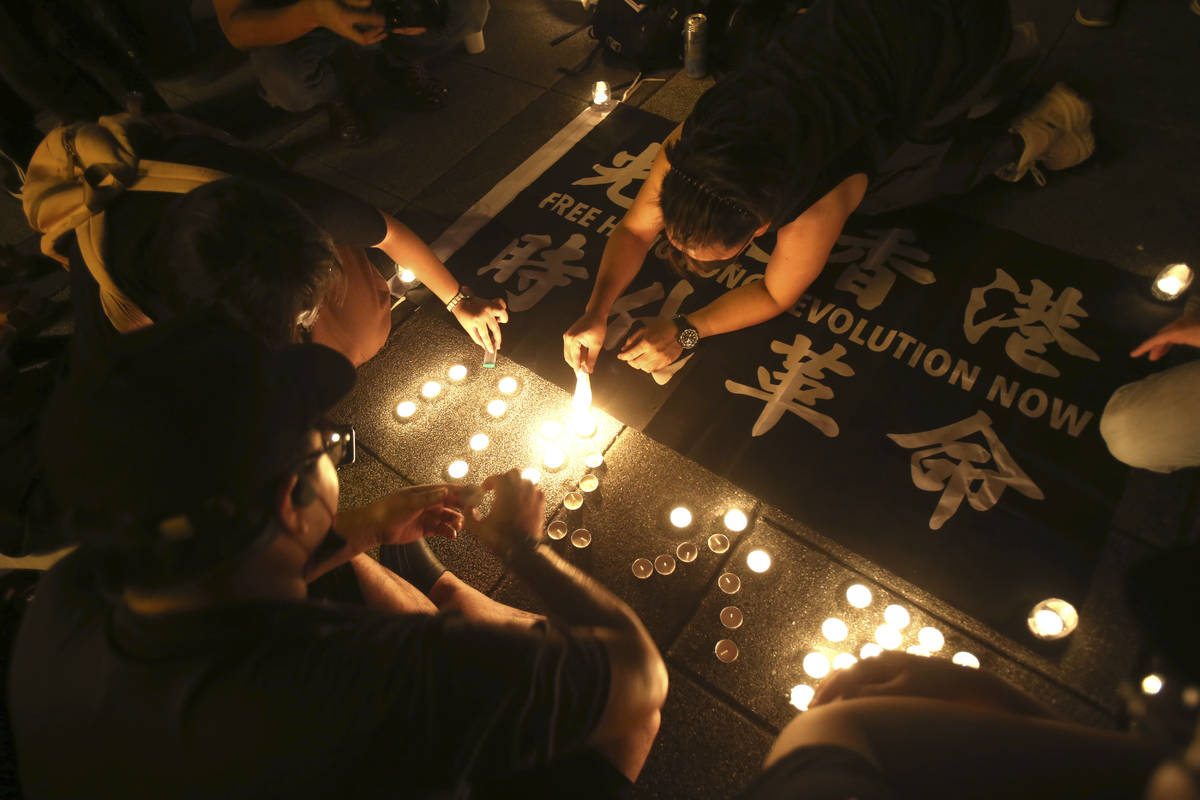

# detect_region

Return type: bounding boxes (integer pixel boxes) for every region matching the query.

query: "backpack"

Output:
[20,113,228,333]
[590,0,687,72]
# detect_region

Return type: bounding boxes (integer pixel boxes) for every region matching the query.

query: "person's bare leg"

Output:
[427,570,542,625]
[593,709,661,783]
[349,553,437,614]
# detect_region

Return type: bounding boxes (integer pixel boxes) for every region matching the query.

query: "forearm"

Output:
[690,280,792,339]
[374,211,461,304]
[585,224,654,317]
[217,0,322,49]
[509,542,667,736]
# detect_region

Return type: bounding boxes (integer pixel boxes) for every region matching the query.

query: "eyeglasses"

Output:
[306,422,356,468]
[667,237,754,276]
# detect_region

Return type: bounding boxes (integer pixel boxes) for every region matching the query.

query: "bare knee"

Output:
[594,709,661,784]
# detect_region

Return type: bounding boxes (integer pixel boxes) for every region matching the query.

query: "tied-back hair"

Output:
[147,177,345,346]
[661,134,778,256]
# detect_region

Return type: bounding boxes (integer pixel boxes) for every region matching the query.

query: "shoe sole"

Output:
[1074,9,1114,26]
[1039,84,1096,170]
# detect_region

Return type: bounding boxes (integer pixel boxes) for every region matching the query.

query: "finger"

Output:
[564,336,582,370]
[465,322,483,349]
[584,343,598,373]
[394,26,426,35]
[618,330,645,356]
[495,298,509,322]
[1130,335,1165,358]
[433,521,457,540]
[486,317,502,350]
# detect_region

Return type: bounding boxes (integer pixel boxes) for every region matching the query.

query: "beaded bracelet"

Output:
[445,286,471,312]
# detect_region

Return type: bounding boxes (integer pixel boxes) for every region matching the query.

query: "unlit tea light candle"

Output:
[632,558,653,579]
[676,541,698,563]
[570,528,592,548]
[563,491,583,510]
[546,520,567,540]
[707,533,730,554]
[579,474,599,492]
[654,554,676,575]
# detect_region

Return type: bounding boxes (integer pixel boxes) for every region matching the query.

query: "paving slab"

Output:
[668,516,1115,732]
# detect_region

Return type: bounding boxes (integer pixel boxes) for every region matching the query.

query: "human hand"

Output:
[312,0,387,45]
[617,317,681,373]
[811,651,1049,717]
[361,484,467,546]
[453,295,508,351]
[392,26,427,35]
[563,312,607,373]
[1131,310,1200,361]
[471,469,545,558]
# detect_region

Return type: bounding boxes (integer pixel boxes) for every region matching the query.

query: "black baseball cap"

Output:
[38,310,355,573]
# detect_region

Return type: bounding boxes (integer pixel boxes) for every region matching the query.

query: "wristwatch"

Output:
[672,314,700,350]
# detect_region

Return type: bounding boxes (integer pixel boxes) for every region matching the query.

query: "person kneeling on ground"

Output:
[565,0,1095,376]
[1101,304,1200,473]
[10,312,666,799]
[215,0,490,144]
[737,652,1167,799]
[22,113,507,370]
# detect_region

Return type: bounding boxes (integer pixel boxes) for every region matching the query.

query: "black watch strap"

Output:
[673,314,700,349]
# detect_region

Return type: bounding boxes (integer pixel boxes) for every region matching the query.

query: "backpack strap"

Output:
[21,113,229,332]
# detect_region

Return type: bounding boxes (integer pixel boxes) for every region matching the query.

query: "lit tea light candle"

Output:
[579,474,599,492]
[803,652,830,679]
[1027,598,1078,641]
[846,584,872,609]
[546,520,567,540]
[584,451,604,468]
[632,558,653,579]
[832,653,858,671]
[723,509,748,532]
[563,491,583,510]
[875,624,902,650]
[571,414,597,438]
[1141,674,1164,696]
[540,420,563,440]
[497,376,518,394]
[821,618,849,643]
[906,645,931,657]
[883,604,910,629]
[469,433,489,451]
[399,268,416,285]
[714,639,739,663]
[1182,686,1200,708]
[718,573,741,594]
[951,651,980,669]
[860,643,883,659]
[542,444,566,470]
[421,381,441,399]
[707,533,730,554]
[746,549,771,573]
[790,684,815,711]
[447,460,468,479]
[676,541,698,563]
[592,80,610,106]
[654,554,676,575]
[395,400,417,420]
[669,506,692,528]
[521,467,541,484]
[570,528,592,548]
[1151,262,1193,301]
[917,626,944,652]
[486,399,507,418]
[447,364,467,381]
[720,606,743,629]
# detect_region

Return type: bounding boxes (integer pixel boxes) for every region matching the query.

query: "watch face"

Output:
[677,327,700,349]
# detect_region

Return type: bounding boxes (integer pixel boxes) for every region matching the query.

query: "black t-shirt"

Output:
[68,133,387,364]
[681,0,1010,227]
[8,553,612,799]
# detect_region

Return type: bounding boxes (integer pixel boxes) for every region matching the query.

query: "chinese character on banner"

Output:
[828,228,934,311]
[887,410,1044,531]
[477,233,590,312]
[571,143,661,209]
[963,268,1100,378]
[725,334,855,438]
[604,280,694,351]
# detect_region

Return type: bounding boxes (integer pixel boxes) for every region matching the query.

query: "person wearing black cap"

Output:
[9,313,665,799]
[564,0,1095,375]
